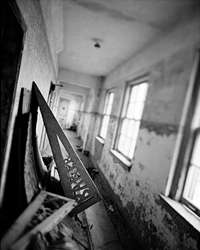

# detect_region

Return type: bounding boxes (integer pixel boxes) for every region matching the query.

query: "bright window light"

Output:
[99,92,114,139]
[117,82,148,159]
[183,131,200,210]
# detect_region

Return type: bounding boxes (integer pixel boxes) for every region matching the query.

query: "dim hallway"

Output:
[62,130,127,250]
[42,129,138,250]
[0,0,200,249]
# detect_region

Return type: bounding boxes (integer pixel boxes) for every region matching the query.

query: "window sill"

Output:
[160,195,200,232]
[96,136,105,144]
[110,149,132,170]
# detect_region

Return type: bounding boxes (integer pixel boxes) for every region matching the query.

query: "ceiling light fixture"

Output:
[92,38,103,49]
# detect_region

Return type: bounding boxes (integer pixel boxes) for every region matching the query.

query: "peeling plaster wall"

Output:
[14,0,56,138]
[82,16,200,250]
[3,0,56,203]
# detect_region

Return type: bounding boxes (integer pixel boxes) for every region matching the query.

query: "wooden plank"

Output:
[11,199,77,250]
[47,132,74,199]
[0,190,74,250]
[70,196,100,216]
[21,88,31,114]
[1,190,46,250]
[32,82,101,214]
[44,191,74,202]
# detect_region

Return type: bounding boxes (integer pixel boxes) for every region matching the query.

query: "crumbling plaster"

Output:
[14,0,56,138]
[4,0,57,206]
[78,15,200,250]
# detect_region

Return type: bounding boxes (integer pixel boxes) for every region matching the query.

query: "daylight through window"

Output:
[99,92,114,139]
[116,82,148,160]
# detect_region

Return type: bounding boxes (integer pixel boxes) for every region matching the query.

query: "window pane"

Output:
[126,83,148,119]
[126,120,135,138]
[128,121,140,158]
[118,121,140,159]
[127,102,135,118]
[130,86,138,103]
[136,83,148,102]
[100,92,114,139]
[183,131,200,210]
[191,133,200,166]
[183,164,200,209]
[118,134,126,153]
[125,137,132,156]
[106,93,114,115]
[118,135,131,156]
[116,82,148,159]
[126,87,137,118]
[133,101,145,120]
[100,115,109,139]
[121,119,129,135]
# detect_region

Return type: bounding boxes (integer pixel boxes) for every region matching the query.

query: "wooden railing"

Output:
[31,82,101,214]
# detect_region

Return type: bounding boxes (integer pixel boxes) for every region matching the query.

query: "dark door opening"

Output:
[0,1,24,182]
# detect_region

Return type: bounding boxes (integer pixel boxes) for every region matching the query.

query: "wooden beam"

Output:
[11,199,76,250]
[32,82,101,214]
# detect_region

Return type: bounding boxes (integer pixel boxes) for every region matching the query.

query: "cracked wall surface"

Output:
[14,0,56,203]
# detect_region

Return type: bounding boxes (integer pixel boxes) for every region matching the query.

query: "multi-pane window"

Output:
[182,129,200,213]
[99,92,114,139]
[181,87,200,214]
[165,52,200,219]
[115,82,148,160]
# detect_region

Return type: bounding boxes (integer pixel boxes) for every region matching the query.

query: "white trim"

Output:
[96,136,105,145]
[110,149,131,168]
[160,195,200,232]
[165,51,200,197]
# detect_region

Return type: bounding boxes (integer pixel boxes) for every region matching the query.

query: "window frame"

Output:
[181,128,200,216]
[113,77,149,165]
[164,50,200,221]
[98,91,114,140]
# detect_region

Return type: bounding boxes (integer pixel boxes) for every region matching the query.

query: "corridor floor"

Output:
[42,129,139,250]
[64,130,124,250]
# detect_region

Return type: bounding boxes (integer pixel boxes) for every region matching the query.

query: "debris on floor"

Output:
[0,190,89,250]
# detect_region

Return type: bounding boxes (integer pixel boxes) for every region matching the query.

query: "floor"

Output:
[85,202,123,250]
[63,129,124,250]
[42,129,124,249]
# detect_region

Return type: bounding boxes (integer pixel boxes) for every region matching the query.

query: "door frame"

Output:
[0,0,27,207]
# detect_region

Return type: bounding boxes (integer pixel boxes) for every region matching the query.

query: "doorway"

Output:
[0,1,25,177]
[57,98,70,129]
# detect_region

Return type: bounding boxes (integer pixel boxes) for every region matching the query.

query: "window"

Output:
[163,51,200,224]
[99,92,114,139]
[180,86,200,216]
[182,129,200,214]
[114,81,148,161]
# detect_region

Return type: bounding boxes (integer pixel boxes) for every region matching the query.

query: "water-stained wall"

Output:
[79,15,200,250]
[14,0,57,138]
[15,0,57,193]
[1,0,57,225]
